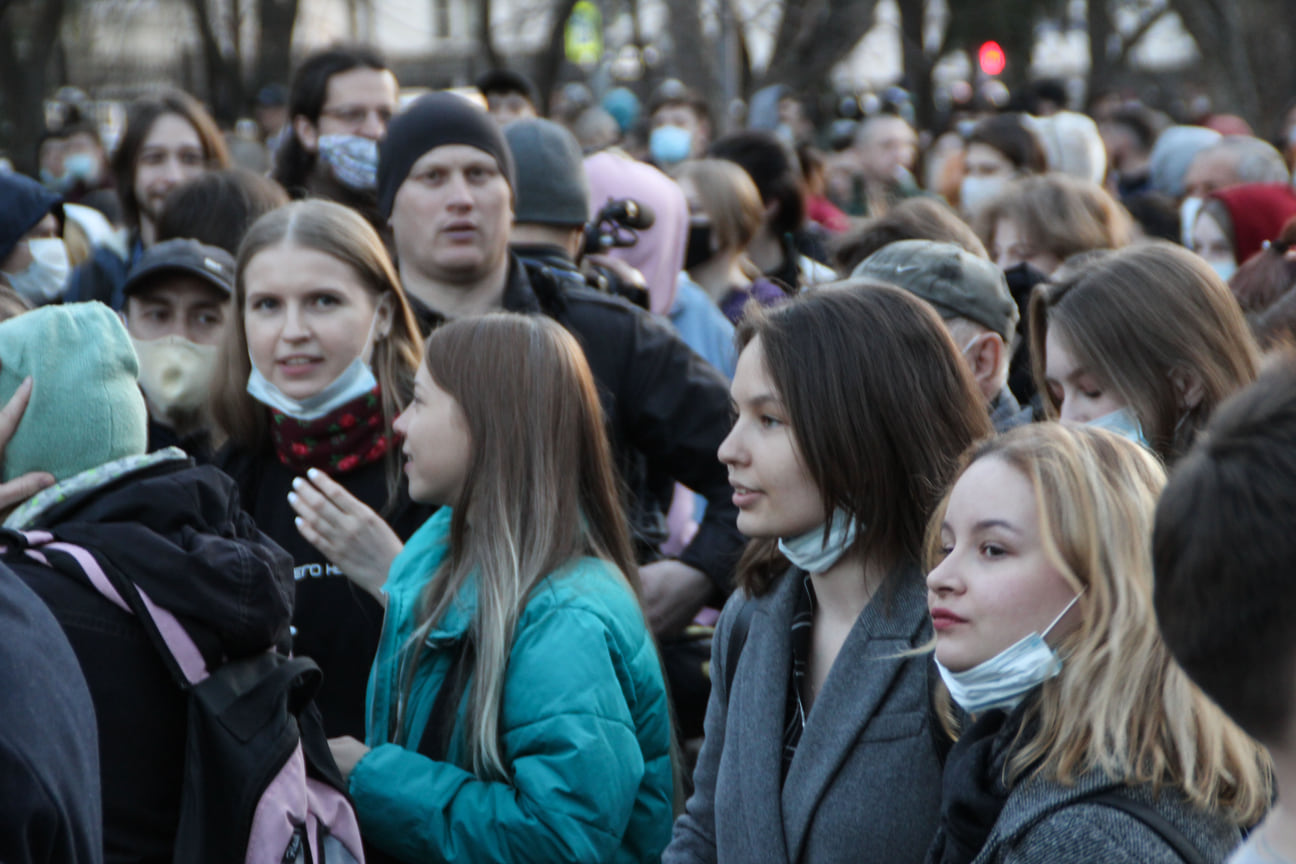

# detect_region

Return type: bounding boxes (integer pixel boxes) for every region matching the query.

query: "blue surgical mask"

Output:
[1206,258,1237,283]
[778,509,860,574]
[1087,406,1149,449]
[317,134,379,191]
[936,591,1084,714]
[1179,196,1203,248]
[649,125,693,166]
[246,302,386,420]
[63,153,101,185]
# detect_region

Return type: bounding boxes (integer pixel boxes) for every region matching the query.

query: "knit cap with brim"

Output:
[0,302,147,483]
[377,92,516,221]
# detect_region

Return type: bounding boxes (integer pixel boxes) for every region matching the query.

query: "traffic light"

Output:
[978,41,1006,77]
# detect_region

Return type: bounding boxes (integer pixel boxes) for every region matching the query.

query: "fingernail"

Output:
[294,516,304,528]
[287,491,298,505]
[307,468,321,480]
[291,477,303,490]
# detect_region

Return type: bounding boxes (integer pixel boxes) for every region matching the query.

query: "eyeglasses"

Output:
[319,105,394,128]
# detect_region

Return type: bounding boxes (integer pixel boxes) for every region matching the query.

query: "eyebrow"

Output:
[731,393,784,410]
[972,518,1021,535]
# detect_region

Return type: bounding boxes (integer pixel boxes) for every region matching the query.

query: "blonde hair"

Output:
[211,200,423,494]
[926,423,1271,826]
[977,173,1131,265]
[398,314,644,782]
[676,158,764,253]
[1030,241,1260,464]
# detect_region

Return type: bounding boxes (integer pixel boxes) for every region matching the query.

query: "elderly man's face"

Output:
[389,144,513,286]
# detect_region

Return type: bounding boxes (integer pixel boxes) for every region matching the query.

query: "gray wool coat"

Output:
[664,565,943,864]
[937,767,1245,863]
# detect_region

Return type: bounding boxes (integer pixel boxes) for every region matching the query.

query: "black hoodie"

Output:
[8,455,293,864]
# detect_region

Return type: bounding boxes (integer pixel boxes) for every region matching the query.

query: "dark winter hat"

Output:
[504,119,589,227]
[377,92,516,220]
[0,171,63,266]
[853,239,1019,341]
[122,238,236,299]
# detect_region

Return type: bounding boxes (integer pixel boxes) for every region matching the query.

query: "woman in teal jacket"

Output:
[326,314,675,864]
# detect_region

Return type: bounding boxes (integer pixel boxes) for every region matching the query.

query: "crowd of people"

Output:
[5,43,1296,864]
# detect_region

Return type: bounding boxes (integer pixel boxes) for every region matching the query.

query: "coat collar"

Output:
[782,565,932,861]
[729,562,933,863]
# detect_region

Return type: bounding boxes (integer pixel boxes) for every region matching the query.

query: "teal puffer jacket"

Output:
[350,508,675,863]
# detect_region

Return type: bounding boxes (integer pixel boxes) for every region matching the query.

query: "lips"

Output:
[730,480,761,508]
[276,355,322,377]
[930,607,968,631]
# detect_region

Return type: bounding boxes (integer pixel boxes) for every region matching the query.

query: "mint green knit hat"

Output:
[0,302,147,483]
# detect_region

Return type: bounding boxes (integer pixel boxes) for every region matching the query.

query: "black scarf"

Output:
[929,705,1025,864]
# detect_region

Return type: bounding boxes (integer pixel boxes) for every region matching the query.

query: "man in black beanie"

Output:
[375,91,744,643]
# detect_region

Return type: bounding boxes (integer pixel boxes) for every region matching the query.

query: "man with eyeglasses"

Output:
[271,44,399,236]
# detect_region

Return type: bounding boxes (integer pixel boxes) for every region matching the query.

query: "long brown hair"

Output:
[925,424,1271,826]
[734,282,992,596]
[111,89,230,232]
[210,199,423,494]
[1030,241,1260,464]
[400,314,641,780]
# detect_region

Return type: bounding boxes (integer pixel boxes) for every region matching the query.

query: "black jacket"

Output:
[9,455,294,864]
[216,446,433,738]
[409,254,745,596]
[0,562,103,864]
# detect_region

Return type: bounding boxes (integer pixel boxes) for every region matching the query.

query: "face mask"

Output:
[63,152,101,185]
[1179,196,1203,248]
[132,335,219,414]
[5,237,70,304]
[960,175,1008,218]
[778,509,860,574]
[317,134,379,191]
[246,300,388,420]
[40,168,69,192]
[1205,258,1237,283]
[684,223,714,270]
[936,591,1084,714]
[1087,406,1149,449]
[649,125,693,166]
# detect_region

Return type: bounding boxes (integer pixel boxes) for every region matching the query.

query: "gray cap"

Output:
[504,118,590,227]
[852,239,1019,340]
[121,238,235,298]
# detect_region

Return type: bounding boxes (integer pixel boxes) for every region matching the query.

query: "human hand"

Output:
[287,467,403,606]
[0,377,55,511]
[638,559,714,639]
[328,735,370,784]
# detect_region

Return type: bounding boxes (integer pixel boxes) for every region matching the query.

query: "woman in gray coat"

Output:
[924,424,1270,864]
[665,283,993,863]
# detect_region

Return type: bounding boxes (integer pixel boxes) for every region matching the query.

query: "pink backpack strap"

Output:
[8,531,210,685]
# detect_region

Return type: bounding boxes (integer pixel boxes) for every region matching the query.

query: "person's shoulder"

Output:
[998,777,1242,863]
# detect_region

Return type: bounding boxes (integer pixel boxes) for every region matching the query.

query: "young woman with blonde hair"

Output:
[925,422,1270,863]
[326,313,674,863]
[212,198,428,738]
[1030,241,1260,464]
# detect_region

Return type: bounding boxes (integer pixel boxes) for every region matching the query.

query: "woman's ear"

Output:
[1169,367,1205,411]
[375,295,395,341]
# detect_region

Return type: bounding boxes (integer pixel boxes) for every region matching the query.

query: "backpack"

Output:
[1,529,366,864]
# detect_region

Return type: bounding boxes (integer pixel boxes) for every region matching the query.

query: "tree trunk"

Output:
[254,0,298,91]
[187,0,242,125]
[477,0,501,74]
[895,0,934,131]
[663,0,719,103]
[0,0,66,175]
[533,0,582,114]
[759,0,880,97]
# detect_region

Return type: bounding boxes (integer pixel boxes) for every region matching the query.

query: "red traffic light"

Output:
[978,41,1006,77]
